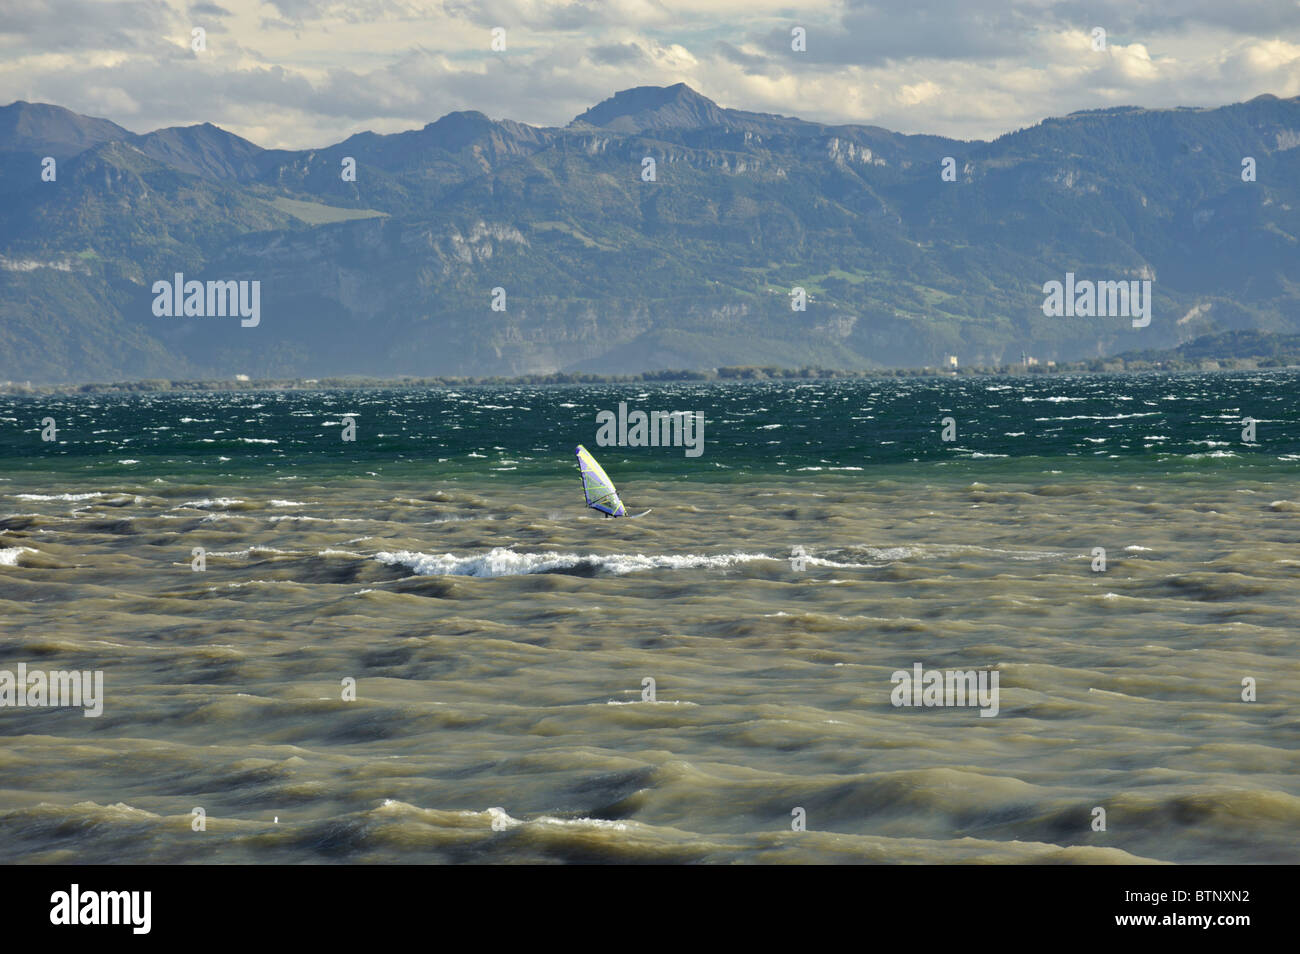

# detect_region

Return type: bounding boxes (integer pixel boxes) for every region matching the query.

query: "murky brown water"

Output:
[3,471,1298,863]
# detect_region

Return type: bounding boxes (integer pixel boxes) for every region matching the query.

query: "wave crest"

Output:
[375,547,773,578]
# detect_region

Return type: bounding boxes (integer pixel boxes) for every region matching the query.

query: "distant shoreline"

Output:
[3,358,1296,396]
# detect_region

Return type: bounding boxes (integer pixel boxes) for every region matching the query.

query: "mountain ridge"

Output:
[2,86,1299,383]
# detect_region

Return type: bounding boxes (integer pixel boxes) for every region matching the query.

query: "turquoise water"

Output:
[5,371,1298,483]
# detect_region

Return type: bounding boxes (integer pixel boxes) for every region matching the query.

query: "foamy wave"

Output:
[803,554,876,568]
[13,492,108,501]
[204,546,295,558]
[463,807,629,831]
[1035,413,1158,421]
[269,515,367,523]
[841,544,1066,563]
[0,546,36,566]
[175,498,245,510]
[375,547,773,578]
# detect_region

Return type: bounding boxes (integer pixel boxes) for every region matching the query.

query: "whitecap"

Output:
[0,546,36,566]
[374,547,774,578]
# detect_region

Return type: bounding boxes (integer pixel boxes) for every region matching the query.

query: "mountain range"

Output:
[2,83,1299,383]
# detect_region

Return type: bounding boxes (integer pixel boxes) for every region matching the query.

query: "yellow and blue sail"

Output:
[575,445,627,516]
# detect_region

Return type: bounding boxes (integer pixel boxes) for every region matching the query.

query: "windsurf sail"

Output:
[575,444,627,517]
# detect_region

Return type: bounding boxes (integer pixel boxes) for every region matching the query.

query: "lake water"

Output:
[2,372,1298,862]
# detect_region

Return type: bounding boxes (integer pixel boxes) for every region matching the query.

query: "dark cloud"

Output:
[261,0,331,19]
[260,0,416,26]
[589,42,648,66]
[189,2,233,16]
[444,0,671,31]
[789,0,1300,68]
[713,40,779,77]
[0,0,181,52]
[1054,0,1300,36]
[760,2,1047,67]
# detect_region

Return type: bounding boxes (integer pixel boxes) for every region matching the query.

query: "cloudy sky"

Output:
[3,0,1299,148]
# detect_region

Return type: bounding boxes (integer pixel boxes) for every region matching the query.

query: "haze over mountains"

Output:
[2,84,1299,383]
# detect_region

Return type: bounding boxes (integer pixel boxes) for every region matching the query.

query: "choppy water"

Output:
[2,373,1298,863]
